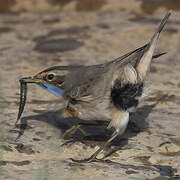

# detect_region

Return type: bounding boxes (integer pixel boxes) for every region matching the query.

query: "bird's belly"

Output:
[65,101,111,121]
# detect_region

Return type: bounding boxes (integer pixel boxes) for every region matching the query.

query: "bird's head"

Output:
[20,66,79,98]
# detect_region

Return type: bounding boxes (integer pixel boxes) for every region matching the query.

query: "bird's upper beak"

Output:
[19,76,44,83]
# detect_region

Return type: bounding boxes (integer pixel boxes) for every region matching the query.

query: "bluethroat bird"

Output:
[16,11,171,162]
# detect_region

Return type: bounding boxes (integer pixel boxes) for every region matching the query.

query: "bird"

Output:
[16,11,171,162]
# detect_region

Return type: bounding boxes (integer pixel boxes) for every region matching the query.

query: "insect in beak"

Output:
[15,77,34,125]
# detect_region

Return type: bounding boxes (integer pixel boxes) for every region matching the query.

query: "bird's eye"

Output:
[47,74,55,81]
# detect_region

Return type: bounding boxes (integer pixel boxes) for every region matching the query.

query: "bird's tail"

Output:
[136,10,171,81]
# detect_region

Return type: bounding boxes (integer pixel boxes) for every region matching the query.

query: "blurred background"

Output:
[0,1,180,180]
[0,0,180,13]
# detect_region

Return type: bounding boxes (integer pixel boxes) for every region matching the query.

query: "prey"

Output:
[16,11,171,162]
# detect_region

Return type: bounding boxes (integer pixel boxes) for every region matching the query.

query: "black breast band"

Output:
[111,80,143,111]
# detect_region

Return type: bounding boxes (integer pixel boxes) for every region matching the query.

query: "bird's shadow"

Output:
[17,103,156,156]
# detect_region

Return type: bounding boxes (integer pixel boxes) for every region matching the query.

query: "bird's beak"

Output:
[19,76,44,83]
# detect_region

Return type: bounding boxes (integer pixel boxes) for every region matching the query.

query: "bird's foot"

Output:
[62,124,88,138]
[70,156,106,163]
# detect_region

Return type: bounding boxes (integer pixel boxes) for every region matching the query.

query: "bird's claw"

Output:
[70,156,106,163]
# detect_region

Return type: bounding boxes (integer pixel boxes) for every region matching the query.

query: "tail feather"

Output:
[136,10,171,81]
[151,10,172,43]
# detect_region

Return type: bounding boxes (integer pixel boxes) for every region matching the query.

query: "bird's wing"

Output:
[64,65,109,101]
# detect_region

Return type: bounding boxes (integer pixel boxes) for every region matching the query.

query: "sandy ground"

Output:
[0,1,180,179]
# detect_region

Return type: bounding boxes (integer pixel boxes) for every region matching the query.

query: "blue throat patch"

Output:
[37,82,63,98]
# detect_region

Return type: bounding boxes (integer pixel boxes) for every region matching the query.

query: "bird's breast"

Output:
[111,80,144,111]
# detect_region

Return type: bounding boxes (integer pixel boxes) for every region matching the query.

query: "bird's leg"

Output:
[62,124,88,138]
[62,121,108,138]
[71,131,119,163]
